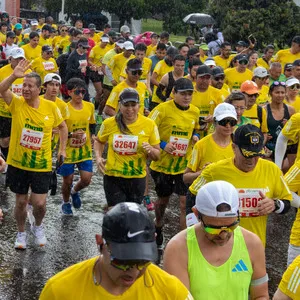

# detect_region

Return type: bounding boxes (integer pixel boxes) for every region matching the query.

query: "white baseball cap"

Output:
[286,77,300,87]
[253,66,269,78]
[204,58,216,67]
[123,41,134,50]
[9,47,25,59]
[44,73,62,85]
[213,103,237,121]
[101,35,109,43]
[195,181,239,217]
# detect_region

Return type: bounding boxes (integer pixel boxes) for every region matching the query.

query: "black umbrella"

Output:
[183,13,215,25]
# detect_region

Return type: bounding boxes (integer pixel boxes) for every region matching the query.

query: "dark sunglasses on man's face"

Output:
[131,70,143,76]
[239,60,248,65]
[73,89,86,95]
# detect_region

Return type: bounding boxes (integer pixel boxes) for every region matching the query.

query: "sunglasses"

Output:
[110,256,151,271]
[289,84,300,90]
[245,93,258,98]
[213,76,225,81]
[238,60,248,65]
[200,215,240,235]
[217,118,237,127]
[73,89,86,95]
[272,81,286,87]
[60,29,67,32]
[130,70,143,76]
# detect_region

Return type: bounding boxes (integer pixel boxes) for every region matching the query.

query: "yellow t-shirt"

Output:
[146,44,157,57]
[151,60,174,104]
[21,44,42,61]
[273,48,300,72]
[98,114,160,178]
[149,100,200,175]
[7,95,63,172]
[257,58,270,70]
[52,35,65,58]
[106,43,115,51]
[31,57,58,83]
[39,36,53,47]
[0,31,6,44]
[191,85,223,116]
[214,55,231,70]
[224,68,253,91]
[284,95,300,113]
[106,81,147,115]
[89,45,110,67]
[256,85,270,106]
[120,57,152,82]
[243,104,268,133]
[220,83,231,100]
[107,52,135,83]
[282,113,300,162]
[58,37,71,54]
[188,134,234,171]
[90,34,100,44]
[189,158,292,246]
[199,55,208,64]
[65,101,95,164]
[284,160,300,247]
[278,255,300,298]
[0,64,32,118]
[39,257,193,300]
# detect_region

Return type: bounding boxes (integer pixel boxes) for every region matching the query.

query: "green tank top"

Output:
[187,225,253,300]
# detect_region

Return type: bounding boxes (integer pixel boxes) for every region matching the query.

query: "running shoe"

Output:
[143,195,155,211]
[14,232,27,249]
[61,202,73,215]
[27,204,35,226]
[31,224,47,247]
[71,191,81,209]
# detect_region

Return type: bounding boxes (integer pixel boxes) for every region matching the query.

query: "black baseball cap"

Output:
[212,66,224,77]
[284,63,293,71]
[236,41,247,47]
[292,36,300,44]
[174,78,194,92]
[196,65,212,77]
[88,23,96,30]
[119,88,140,104]
[236,54,249,63]
[42,24,53,32]
[127,58,142,71]
[42,45,53,52]
[6,31,16,38]
[232,124,265,158]
[166,46,179,58]
[102,202,157,261]
[293,59,300,67]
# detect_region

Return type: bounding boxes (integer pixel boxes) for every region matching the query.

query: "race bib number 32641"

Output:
[20,128,44,150]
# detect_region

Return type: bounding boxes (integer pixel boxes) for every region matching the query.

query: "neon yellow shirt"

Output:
[21,44,42,61]
[284,95,300,113]
[39,257,193,300]
[120,57,152,82]
[7,95,63,171]
[31,57,58,83]
[38,36,53,47]
[224,68,253,91]
[256,85,270,105]
[149,100,200,175]
[98,114,160,178]
[89,45,110,67]
[102,49,117,86]
[106,81,147,115]
[278,255,300,298]
[188,134,234,171]
[257,57,270,70]
[146,44,157,57]
[189,158,292,246]
[65,101,95,164]
[273,48,300,72]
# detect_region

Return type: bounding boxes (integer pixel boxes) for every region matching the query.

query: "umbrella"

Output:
[183,13,215,25]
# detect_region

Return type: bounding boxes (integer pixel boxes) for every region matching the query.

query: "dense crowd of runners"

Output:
[0,10,300,299]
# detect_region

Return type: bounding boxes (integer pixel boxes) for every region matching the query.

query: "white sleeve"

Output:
[291,192,300,208]
[274,132,288,169]
[105,65,113,82]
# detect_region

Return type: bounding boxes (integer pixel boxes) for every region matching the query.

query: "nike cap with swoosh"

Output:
[102,202,157,261]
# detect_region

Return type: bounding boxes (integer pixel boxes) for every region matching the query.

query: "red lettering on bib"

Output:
[170,136,189,157]
[20,128,44,150]
[113,134,138,155]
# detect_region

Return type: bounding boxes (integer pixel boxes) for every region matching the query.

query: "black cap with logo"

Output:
[102,202,157,261]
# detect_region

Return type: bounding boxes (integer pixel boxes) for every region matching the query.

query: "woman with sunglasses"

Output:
[95,88,160,209]
[184,103,236,188]
[252,67,270,106]
[284,77,300,113]
[265,81,295,163]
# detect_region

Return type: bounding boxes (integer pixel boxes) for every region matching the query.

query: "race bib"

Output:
[113,134,138,155]
[170,136,189,157]
[238,188,264,217]
[12,83,23,96]
[43,61,55,71]
[70,133,87,148]
[20,128,44,150]
[79,59,87,69]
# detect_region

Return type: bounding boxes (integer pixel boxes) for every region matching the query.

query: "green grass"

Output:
[142,19,186,44]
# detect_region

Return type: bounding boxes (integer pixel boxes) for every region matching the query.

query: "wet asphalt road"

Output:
[0,166,296,299]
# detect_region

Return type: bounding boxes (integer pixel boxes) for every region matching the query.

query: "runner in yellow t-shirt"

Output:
[31,45,58,83]
[149,78,200,245]
[95,88,160,207]
[252,67,270,105]
[214,42,232,70]
[257,45,274,71]
[146,33,159,57]
[187,124,292,246]
[274,255,300,299]
[284,77,300,113]
[58,78,95,216]
[225,54,253,91]
[0,60,67,250]
[211,66,230,100]
[39,24,53,47]
[40,202,193,300]
[21,32,42,61]
[104,59,148,118]
[52,25,69,58]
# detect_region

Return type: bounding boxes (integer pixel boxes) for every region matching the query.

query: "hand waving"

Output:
[13,59,31,78]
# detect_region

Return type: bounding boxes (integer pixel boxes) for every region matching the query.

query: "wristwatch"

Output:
[273,199,281,212]
[68,132,73,138]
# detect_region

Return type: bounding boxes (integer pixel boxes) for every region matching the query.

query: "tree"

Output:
[208,0,300,48]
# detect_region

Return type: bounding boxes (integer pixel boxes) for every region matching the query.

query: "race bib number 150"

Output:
[238,188,264,217]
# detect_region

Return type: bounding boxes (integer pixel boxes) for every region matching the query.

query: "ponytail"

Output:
[115,112,131,134]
